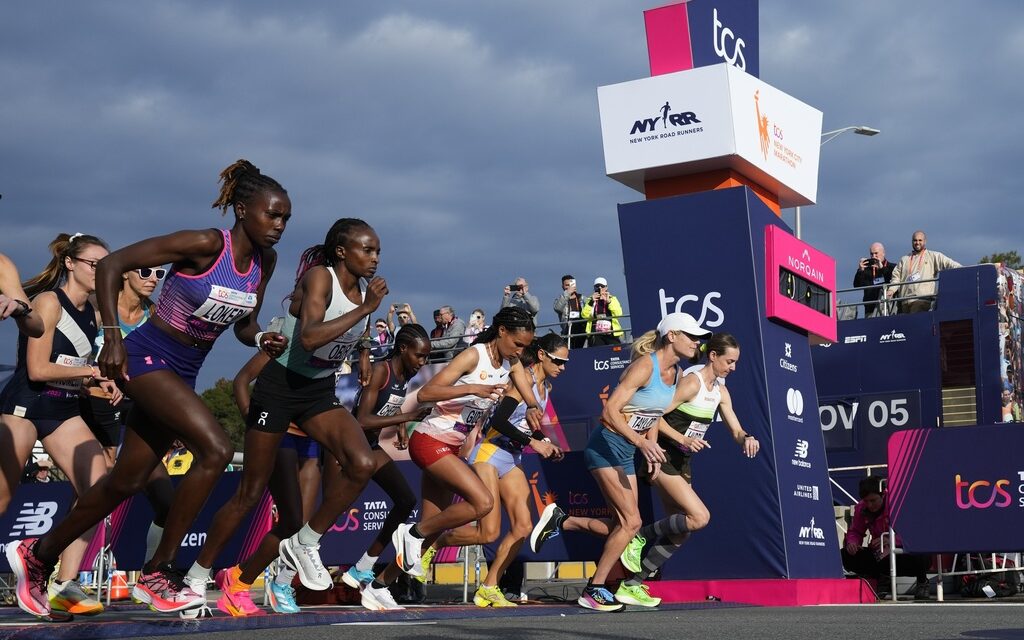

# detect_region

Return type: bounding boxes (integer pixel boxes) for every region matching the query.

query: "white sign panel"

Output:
[597,63,822,207]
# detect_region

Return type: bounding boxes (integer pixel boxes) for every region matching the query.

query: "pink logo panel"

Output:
[765,225,837,342]
[644,2,694,76]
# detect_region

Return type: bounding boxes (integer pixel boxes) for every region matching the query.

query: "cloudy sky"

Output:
[2,1,1022,390]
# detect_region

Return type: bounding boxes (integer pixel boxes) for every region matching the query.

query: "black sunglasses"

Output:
[136,267,167,280]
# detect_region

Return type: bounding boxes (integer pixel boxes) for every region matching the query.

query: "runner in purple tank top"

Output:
[6,159,291,620]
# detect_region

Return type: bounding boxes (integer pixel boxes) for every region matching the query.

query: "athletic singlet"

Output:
[7,289,96,400]
[416,342,510,446]
[482,375,547,445]
[663,364,722,450]
[94,303,151,353]
[155,229,262,342]
[276,267,364,379]
[353,360,409,440]
[619,352,678,433]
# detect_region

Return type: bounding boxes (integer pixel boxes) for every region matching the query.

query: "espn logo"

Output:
[843,335,866,344]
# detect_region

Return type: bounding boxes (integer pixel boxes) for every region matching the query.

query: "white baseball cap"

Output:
[593,277,608,286]
[657,312,711,337]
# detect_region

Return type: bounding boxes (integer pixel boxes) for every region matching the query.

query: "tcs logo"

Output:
[330,508,361,532]
[954,474,1013,510]
[712,8,747,71]
[658,289,724,328]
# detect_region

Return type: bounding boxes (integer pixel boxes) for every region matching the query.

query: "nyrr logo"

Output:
[712,7,747,70]
[797,516,826,546]
[954,474,1016,510]
[658,289,724,328]
[879,330,907,344]
[629,101,702,135]
[9,501,59,536]
[786,388,804,423]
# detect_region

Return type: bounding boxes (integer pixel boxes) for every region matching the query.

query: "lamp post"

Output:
[794,125,880,239]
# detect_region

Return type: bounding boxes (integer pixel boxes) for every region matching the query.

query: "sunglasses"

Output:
[545,352,569,366]
[71,257,100,270]
[136,267,167,280]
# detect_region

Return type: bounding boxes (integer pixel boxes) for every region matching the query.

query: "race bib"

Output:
[568,311,580,319]
[460,404,487,427]
[907,272,921,283]
[49,354,88,391]
[192,285,257,326]
[594,319,612,333]
[377,394,405,418]
[683,423,710,442]
[627,413,659,433]
[308,335,358,369]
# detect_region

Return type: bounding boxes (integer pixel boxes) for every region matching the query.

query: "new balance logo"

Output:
[9,501,58,536]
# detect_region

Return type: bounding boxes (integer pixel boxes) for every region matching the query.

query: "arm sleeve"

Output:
[608,296,623,317]
[526,293,541,315]
[553,293,568,315]
[485,396,532,446]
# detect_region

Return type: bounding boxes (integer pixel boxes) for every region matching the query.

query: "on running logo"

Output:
[257,411,269,427]
[9,501,59,536]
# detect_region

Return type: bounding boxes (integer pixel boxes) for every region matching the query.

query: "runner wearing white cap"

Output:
[530,312,709,611]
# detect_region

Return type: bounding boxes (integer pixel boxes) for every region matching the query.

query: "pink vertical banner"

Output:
[644,1,694,76]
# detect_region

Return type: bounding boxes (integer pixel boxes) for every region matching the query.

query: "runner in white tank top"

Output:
[388,307,544,581]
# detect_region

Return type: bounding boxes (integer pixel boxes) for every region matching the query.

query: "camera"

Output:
[594,284,604,293]
[862,257,879,267]
[509,284,523,292]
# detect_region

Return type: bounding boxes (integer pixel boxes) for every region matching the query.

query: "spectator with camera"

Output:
[843,475,931,600]
[581,277,623,347]
[387,302,417,334]
[886,230,961,314]
[853,243,895,317]
[371,317,393,358]
[430,305,467,362]
[501,277,540,319]
[462,308,487,346]
[554,274,587,349]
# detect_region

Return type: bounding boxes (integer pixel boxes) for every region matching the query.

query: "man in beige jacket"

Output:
[886,230,962,313]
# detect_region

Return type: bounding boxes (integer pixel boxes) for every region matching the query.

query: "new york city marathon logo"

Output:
[629,102,704,143]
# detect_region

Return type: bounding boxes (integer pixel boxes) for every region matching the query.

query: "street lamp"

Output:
[794,125,881,239]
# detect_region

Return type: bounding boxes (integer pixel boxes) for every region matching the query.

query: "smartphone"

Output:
[568,279,576,287]
[509,284,523,292]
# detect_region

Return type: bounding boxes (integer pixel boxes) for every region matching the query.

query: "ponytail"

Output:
[630,330,660,361]
[23,233,108,299]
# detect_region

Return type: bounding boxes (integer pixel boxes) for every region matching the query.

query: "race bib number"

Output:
[377,394,405,418]
[683,423,709,442]
[308,335,357,369]
[192,285,257,326]
[594,319,612,333]
[627,413,659,433]
[460,404,487,427]
[49,354,88,391]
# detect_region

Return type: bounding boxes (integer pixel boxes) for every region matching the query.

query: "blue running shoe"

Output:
[265,579,300,614]
[341,566,376,590]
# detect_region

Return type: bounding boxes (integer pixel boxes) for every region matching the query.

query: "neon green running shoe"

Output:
[416,545,437,584]
[620,534,645,573]
[473,584,518,608]
[614,582,661,607]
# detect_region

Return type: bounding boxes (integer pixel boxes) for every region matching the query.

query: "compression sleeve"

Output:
[485,396,532,446]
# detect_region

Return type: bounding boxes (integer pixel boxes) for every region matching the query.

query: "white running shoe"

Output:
[279,534,332,591]
[360,583,405,611]
[391,523,424,578]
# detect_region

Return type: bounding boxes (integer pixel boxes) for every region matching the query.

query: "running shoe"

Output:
[265,578,300,614]
[614,582,661,607]
[391,523,424,578]
[215,566,266,617]
[530,503,566,553]
[360,583,405,611]
[179,604,214,619]
[620,534,646,574]
[133,563,206,613]
[577,584,623,612]
[48,579,104,616]
[473,584,518,608]
[6,538,57,618]
[341,566,376,590]
[913,582,931,600]
[416,545,437,584]
[279,533,332,590]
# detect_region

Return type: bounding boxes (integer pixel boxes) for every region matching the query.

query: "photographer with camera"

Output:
[554,275,587,349]
[853,243,895,317]
[501,277,540,319]
[386,302,417,334]
[582,277,623,347]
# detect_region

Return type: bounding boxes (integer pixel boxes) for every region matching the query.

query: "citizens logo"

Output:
[793,484,820,501]
[797,516,826,547]
[792,439,811,468]
[844,335,867,344]
[879,330,907,344]
[8,501,58,536]
[629,101,702,135]
[955,472,1024,510]
[779,342,798,373]
[786,388,804,423]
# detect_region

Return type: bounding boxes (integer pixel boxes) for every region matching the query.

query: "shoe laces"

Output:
[300,542,323,564]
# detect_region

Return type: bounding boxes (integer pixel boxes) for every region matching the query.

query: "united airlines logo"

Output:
[793,484,820,501]
[9,501,59,536]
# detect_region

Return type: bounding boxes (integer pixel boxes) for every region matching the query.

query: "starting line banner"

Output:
[888,424,1024,553]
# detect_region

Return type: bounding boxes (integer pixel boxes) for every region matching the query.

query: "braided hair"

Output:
[472,306,535,345]
[290,218,373,285]
[23,233,108,298]
[211,159,287,215]
[392,323,430,356]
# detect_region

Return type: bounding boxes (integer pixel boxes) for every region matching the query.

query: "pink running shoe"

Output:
[215,567,266,617]
[5,538,60,619]
[132,563,205,613]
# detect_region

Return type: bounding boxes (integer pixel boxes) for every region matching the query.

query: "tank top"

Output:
[619,352,678,433]
[11,289,97,399]
[276,267,365,379]
[155,229,262,342]
[94,302,151,353]
[663,364,722,450]
[482,371,548,448]
[416,342,511,446]
[353,360,410,439]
